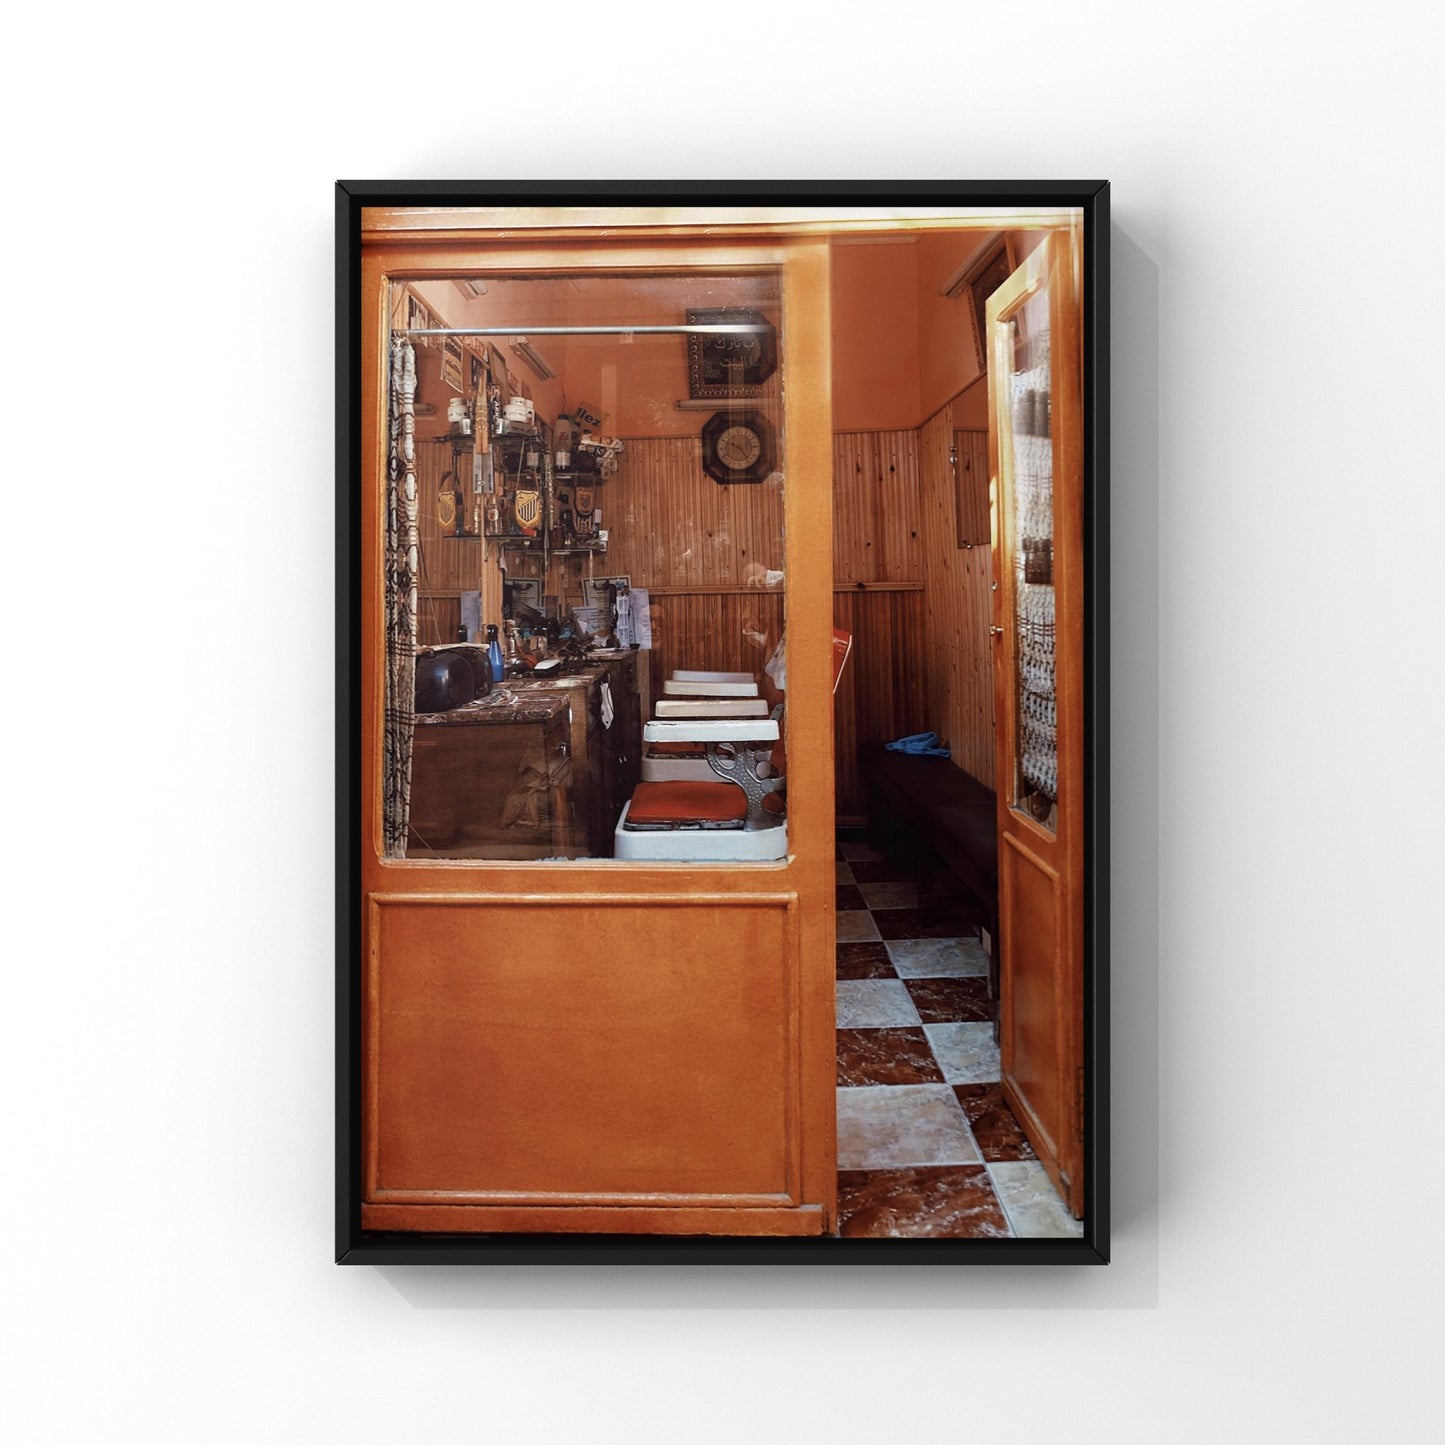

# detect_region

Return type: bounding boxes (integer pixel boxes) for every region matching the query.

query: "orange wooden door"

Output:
[987,228,1086,1217]
[356,224,837,1236]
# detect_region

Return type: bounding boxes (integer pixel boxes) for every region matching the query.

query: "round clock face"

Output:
[717,424,762,470]
[702,409,773,485]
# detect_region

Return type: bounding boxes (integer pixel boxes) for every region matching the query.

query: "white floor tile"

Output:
[836,1084,980,1169]
[988,1161,1084,1238]
[923,1021,1000,1083]
[887,937,989,978]
[835,979,921,1028]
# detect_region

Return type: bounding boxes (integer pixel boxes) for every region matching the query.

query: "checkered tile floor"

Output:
[834,838,1082,1239]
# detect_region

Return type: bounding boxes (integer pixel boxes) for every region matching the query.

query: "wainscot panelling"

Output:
[604,438,786,591]
[414,437,488,646]
[832,430,924,585]
[831,587,929,823]
[917,406,996,790]
[643,591,787,710]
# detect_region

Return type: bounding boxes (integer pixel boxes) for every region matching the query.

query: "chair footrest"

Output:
[623,780,748,827]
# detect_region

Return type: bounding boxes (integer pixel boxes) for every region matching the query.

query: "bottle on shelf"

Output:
[486,623,505,683]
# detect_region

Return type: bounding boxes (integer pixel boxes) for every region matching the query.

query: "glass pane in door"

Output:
[1005,283,1057,832]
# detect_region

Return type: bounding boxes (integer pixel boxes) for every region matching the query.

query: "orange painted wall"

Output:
[410,274,779,440]
[915,229,1051,423]
[916,232,985,420]
[828,241,920,431]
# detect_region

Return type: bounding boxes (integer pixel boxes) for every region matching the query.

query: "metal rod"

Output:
[394,324,770,338]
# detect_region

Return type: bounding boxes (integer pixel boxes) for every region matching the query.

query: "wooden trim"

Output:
[362,205,1083,244]
[368,1188,800,1208]
[361,1203,825,1236]
[641,584,784,597]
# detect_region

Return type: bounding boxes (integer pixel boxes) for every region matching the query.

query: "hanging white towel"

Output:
[600,679,614,729]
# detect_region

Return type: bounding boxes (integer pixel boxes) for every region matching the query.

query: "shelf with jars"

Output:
[485,427,613,557]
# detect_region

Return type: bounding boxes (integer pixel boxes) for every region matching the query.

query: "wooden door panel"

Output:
[987,228,1085,1218]
[998,834,1065,1168]
[365,894,801,1205]
[356,234,837,1238]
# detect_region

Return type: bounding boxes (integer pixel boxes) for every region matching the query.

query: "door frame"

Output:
[336,183,1110,1264]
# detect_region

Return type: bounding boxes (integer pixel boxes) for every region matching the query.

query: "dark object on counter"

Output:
[414,651,477,714]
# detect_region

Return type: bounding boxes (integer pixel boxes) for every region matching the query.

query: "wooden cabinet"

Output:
[507,652,642,857]
[405,694,574,859]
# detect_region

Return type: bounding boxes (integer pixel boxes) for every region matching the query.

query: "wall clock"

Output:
[701,409,775,485]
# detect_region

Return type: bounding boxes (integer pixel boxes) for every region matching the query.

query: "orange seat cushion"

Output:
[626,781,747,826]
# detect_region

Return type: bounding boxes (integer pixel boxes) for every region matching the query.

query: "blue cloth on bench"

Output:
[885,731,951,758]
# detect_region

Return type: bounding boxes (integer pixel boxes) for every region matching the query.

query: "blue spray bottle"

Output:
[486,623,505,683]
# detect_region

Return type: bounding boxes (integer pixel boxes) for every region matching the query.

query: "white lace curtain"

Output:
[384,341,419,856]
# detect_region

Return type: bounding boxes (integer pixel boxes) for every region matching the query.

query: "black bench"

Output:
[859,743,999,999]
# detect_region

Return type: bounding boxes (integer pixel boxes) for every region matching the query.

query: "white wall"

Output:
[4,4,1441,1441]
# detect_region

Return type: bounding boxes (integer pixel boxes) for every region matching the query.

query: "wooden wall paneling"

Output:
[829,428,928,820]
[831,587,928,822]
[916,407,997,791]
[604,437,786,592]
[831,430,924,585]
[954,428,990,545]
[413,437,493,645]
[644,592,786,708]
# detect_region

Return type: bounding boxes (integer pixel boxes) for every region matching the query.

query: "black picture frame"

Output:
[686,306,778,399]
[337,179,1110,1266]
[962,236,1018,372]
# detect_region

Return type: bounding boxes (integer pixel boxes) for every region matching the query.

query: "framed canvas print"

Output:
[337,181,1110,1264]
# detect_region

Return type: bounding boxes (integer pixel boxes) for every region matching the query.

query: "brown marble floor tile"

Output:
[872,908,973,941]
[837,1165,1011,1238]
[835,884,867,910]
[846,860,917,885]
[836,1027,945,1086]
[836,942,896,979]
[836,911,882,943]
[858,880,920,911]
[954,1084,1037,1161]
[905,977,993,1024]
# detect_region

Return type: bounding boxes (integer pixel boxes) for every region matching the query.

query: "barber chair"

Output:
[614,713,787,862]
[643,671,773,782]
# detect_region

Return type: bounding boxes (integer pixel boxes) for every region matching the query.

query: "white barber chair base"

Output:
[613,803,787,861]
[617,717,785,861]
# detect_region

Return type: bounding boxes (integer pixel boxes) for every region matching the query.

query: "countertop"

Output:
[414,689,569,727]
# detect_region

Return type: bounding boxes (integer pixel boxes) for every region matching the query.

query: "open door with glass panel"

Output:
[987,227,1086,1217]
[357,225,838,1235]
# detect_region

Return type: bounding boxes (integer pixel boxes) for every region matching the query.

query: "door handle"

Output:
[990,626,1004,637]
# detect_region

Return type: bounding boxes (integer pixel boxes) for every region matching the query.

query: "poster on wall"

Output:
[339,180,1111,1269]
[441,336,464,392]
[686,307,777,399]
